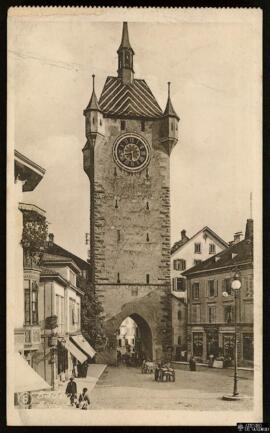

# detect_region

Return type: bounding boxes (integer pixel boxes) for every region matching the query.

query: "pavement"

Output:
[90,364,253,411]
[31,364,106,409]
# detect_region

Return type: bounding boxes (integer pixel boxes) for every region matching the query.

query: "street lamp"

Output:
[223,270,242,401]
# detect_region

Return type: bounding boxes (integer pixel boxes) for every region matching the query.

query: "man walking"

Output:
[65,376,77,406]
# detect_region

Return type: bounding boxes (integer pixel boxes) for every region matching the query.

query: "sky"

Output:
[9,10,261,260]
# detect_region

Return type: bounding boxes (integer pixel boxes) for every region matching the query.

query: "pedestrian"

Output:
[77,387,90,410]
[65,376,77,406]
[189,356,196,371]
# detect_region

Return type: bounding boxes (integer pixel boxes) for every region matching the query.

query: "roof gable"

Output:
[171,226,228,255]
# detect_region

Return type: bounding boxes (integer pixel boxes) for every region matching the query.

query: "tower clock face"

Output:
[113,133,150,172]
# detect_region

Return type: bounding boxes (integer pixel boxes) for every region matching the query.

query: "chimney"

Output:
[245,219,253,240]
[181,229,187,241]
[233,232,243,244]
[48,233,54,246]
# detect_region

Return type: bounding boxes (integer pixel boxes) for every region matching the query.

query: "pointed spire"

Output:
[117,22,135,84]
[117,22,134,54]
[85,74,101,111]
[164,82,179,120]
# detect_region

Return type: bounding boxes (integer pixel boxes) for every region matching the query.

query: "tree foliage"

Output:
[21,209,48,265]
[80,281,106,349]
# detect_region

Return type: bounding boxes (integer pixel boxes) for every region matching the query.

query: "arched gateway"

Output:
[83,23,179,365]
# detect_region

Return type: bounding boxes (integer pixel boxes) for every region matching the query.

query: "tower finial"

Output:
[92,74,95,91]
[250,192,253,219]
[168,82,171,98]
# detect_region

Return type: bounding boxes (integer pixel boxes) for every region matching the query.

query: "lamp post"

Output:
[223,270,242,401]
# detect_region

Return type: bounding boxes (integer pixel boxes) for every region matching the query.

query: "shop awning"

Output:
[64,339,87,364]
[14,352,51,393]
[71,334,96,359]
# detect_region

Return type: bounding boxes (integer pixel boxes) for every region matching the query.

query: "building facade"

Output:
[82,22,179,363]
[183,219,254,367]
[170,227,227,360]
[171,227,228,300]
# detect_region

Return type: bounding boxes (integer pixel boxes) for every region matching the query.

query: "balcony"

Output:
[24,326,41,349]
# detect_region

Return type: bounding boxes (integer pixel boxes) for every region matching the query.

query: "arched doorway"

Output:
[115,314,153,365]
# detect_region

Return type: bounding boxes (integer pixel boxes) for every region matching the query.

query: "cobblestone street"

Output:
[90,365,253,411]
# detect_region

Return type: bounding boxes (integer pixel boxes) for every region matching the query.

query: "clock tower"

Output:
[83,22,179,363]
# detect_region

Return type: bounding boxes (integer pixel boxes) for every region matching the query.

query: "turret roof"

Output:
[164,82,179,120]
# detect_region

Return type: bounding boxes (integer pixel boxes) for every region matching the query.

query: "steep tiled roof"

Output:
[171,237,190,254]
[98,76,163,119]
[183,238,253,276]
[45,243,90,272]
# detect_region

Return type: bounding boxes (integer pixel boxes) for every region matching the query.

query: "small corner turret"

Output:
[83,74,105,179]
[117,22,135,85]
[160,82,180,155]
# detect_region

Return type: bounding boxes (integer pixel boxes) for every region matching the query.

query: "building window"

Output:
[141,121,145,131]
[121,120,126,130]
[194,259,202,266]
[194,243,201,254]
[69,299,76,328]
[177,310,182,320]
[193,332,203,357]
[223,334,234,359]
[118,339,122,347]
[224,305,234,324]
[146,274,150,284]
[243,333,253,361]
[192,282,200,299]
[173,259,186,271]
[70,270,76,286]
[222,278,232,295]
[191,304,200,323]
[146,233,150,242]
[117,229,121,242]
[209,243,216,254]
[208,280,216,297]
[24,280,39,326]
[174,277,186,292]
[177,336,181,345]
[208,305,216,323]
[245,275,253,298]
[117,273,120,284]
[131,287,138,296]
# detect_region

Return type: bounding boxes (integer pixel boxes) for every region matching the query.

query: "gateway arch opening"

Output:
[116,314,153,366]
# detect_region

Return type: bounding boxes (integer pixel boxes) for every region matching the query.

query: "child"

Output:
[77,387,90,410]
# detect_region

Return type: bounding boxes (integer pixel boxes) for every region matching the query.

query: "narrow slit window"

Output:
[117,273,120,284]
[146,168,149,179]
[146,201,149,210]
[141,121,145,131]
[114,167,117,177]
[121,120,126,131]
[115,199,118,209]
[146,274,150,284]
[117,230,121,242]
[146,233,149,242]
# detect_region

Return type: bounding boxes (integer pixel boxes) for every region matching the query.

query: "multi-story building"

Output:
[183,219,253,367]
[32,243,94,387]
[170,227,228,360]
[12,150,46,354]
